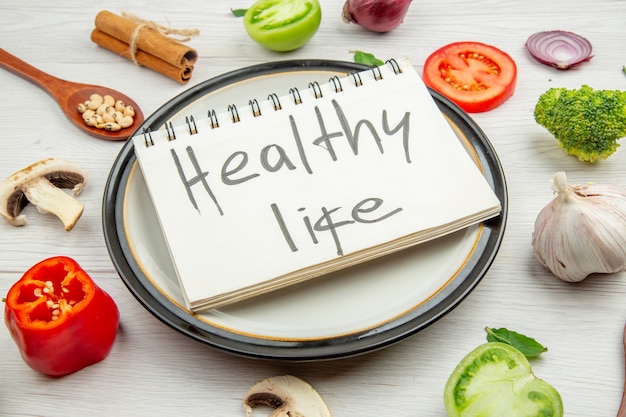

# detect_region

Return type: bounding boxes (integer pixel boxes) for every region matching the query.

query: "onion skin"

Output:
[342,0,412,33]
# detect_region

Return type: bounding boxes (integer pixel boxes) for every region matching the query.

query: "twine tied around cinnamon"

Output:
[121,12,199,66]
[91,10,200,83]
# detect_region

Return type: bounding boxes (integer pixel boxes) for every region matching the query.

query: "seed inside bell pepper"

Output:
[4,256,119,377]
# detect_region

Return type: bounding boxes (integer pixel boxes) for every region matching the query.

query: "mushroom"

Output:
[243,375,332,417]
[0,158,88,231]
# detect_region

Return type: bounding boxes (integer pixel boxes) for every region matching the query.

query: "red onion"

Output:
[525,30,593,70]
[342,0,412,33]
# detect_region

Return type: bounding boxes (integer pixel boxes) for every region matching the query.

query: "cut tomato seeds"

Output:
[423,41,517,113]
[4,256,119,376]
[440,52,501,91]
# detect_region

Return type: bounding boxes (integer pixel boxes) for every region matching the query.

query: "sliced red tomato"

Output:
[422,41,517,113]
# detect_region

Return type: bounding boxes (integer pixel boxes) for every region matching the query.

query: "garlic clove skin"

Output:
[532,172,626,282]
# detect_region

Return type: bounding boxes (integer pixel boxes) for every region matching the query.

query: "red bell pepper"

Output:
[4,256,119,376]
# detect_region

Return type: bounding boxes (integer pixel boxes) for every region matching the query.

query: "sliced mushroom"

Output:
[0,158,88,231]
[243,375,332,417]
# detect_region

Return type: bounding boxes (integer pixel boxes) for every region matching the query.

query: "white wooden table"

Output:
[1,1,625,416]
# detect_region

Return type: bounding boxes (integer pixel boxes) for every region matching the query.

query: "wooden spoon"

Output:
[0,48,144,141]
[617,324,626,417]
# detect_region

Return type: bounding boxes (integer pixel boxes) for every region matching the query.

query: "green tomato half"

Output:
[444,342,564,417]
[243,0,322,52]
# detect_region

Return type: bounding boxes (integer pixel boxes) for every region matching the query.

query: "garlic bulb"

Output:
[532,172,626,282]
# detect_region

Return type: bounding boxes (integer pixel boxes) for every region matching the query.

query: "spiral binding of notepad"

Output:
[140,59,402,148]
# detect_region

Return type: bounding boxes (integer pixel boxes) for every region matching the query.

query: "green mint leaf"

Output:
[231,8,247,17]
[485,327,548,359]
[352,50,385,66]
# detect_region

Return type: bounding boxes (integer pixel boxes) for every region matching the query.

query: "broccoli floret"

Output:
[534,85,626,162]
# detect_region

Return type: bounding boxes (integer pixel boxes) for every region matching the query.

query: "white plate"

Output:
[103,60,507,360]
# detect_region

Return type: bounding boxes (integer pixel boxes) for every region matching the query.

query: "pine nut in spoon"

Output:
[0,48,144,141]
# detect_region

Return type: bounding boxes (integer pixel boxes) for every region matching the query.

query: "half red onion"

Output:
[525,30,593,70]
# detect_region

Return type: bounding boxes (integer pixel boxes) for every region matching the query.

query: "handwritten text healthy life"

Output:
[167,98,412,257]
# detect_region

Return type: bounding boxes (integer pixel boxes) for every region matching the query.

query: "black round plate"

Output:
[102,60,508,360]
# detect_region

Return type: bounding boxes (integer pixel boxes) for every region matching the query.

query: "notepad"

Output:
[131,58,502,312]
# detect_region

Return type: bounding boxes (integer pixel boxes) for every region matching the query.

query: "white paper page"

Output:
[133,58,501,309]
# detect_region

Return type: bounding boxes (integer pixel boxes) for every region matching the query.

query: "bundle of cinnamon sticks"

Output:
[91,11,198,84]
